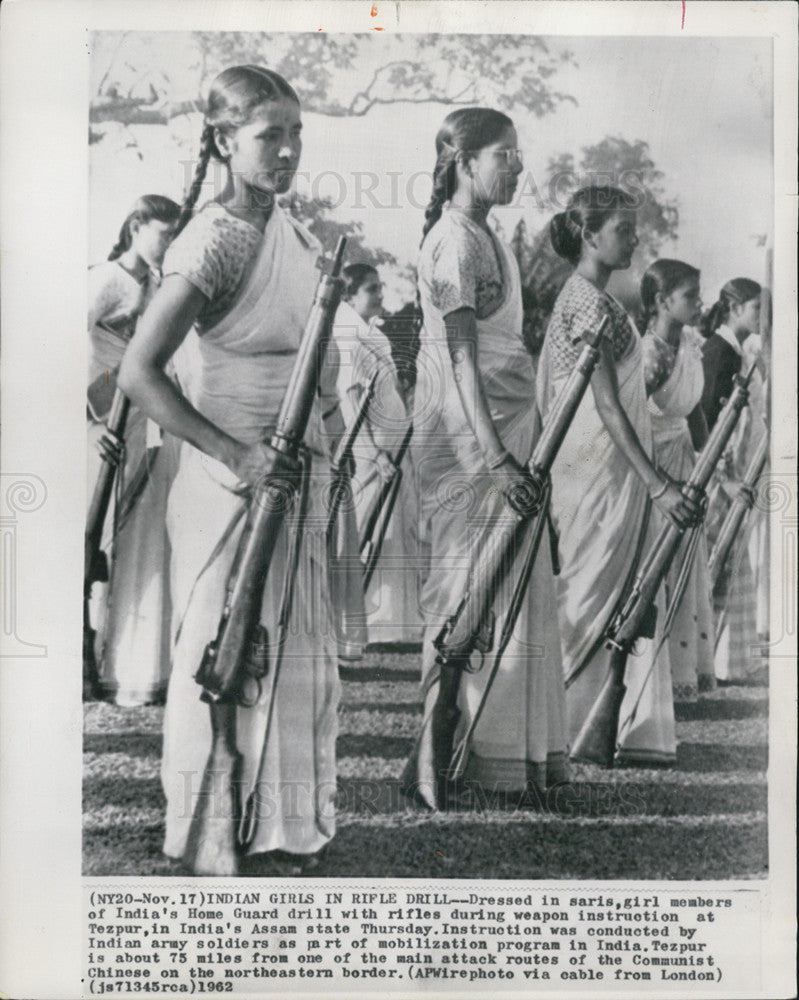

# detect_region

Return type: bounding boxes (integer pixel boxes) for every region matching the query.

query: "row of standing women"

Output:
[87,65,769,872]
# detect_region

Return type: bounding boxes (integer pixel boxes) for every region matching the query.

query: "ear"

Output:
[213,127,233,161]
[728,299,744,318]
[581,225,598,250]
[455,149,474,177]
[129,218,142,237]
[654,290,667,311]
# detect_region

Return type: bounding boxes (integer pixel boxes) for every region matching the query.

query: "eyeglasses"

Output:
[492,148,524,166]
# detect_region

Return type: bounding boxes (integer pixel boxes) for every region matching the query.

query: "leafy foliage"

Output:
[91,32,576,121]
[285,192,397,269]
[514,136,680,351]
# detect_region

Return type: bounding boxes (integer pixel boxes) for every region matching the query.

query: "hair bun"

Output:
[549,211,582,263]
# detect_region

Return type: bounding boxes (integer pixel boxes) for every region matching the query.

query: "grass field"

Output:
[83,647,768,880]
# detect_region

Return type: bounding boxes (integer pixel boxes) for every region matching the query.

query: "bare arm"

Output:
[444,307,539,511]
[591,338,697,527]
[444,307,507,465]
[118,275,274,485]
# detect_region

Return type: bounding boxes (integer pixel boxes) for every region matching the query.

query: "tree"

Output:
[513,136,680,351]
[90,32,576,125]
[284,192,397,270]
[89,32,578,297]
[547,137,678,259]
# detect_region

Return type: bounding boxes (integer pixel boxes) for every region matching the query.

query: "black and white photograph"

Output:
[0,1,796,997]
[82,23,777,879]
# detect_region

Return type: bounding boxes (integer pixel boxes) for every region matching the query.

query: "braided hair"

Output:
[700,277,761,339]
[639,258,700,333]
[175,65,300,237]
[549,184,637,265]
[421,107,514,245]
[107,194,181,261]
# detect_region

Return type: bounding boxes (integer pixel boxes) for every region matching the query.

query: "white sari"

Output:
[414,214,567,793]
[87,262,174,705]
[331,301,422,644]
[162,206,339,858]
[644,329,715,698]
[538,290,675,765]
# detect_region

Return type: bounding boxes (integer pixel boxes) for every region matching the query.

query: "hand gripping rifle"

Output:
[400,317,610,810]
[182,238,346,876]
[360,422,414,592]
[84,388,130,699]
[570,362,757,768]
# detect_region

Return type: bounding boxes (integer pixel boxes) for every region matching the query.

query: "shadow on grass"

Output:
[84,732,161,757]
[674,697,768,722]
[339,665,420,684]
[676,743,767,772]
[85,817,767,880]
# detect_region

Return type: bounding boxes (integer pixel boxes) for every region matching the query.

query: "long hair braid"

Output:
[173,65,301,239]
[420,107,514,246]
[107,194,181,261]
[174,123,215,238]
[421,157,457,245]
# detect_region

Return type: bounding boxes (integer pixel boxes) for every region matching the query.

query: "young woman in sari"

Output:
[119,66,339,873]
[87,194,180,705]
[639,259,715,699]
[537,186,698,766]
[700,279,766,682]
[409,107,568,806]
[330,264,421,645]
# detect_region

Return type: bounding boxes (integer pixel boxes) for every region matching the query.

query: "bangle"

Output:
[649,478,668,500]
[486,448,510,470]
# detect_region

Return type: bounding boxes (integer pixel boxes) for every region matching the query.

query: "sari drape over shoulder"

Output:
[537,274,676,764]
[161,204,339,858]
[414,211,567,793]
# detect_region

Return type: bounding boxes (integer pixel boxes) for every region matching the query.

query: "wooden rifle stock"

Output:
[401,318,609,809]
[360,422,414,592]
[183,237,346,875]
[571,363,757,767]
[83,388,131,698]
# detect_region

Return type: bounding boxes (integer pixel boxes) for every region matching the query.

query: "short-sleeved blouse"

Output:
[419,210,506,320]
[545,272,635,378]
[162,202,262,330]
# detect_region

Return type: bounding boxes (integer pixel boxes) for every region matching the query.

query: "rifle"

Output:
[182,238,347,875]
[570,363,757,767]
[708,430,769,646]
[360,422,414,592]
[708,430,769,592]
[84,388,130,699]
[326,371,379,542]
[400,317,609,810]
